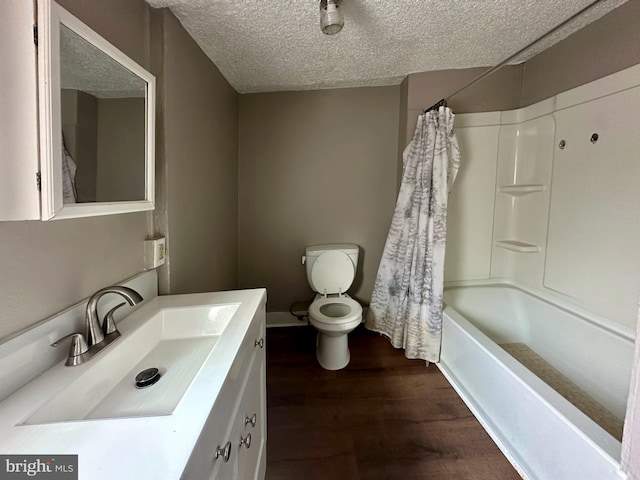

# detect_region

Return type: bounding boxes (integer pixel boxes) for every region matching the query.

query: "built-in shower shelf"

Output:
[499,184,545,196]
[495,240,541,253]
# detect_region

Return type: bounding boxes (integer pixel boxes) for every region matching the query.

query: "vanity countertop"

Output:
[0,288,266,480]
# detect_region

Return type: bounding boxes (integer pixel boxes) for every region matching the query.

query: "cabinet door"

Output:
[182,341,258,478]
[181,386,239,480]
[0,0,41,220]
[182,304,266,480]
[237,347,266,480]
[37,0,156,220]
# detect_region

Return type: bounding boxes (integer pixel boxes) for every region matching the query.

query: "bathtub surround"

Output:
[445,64,640,332]
[367,107,460,363]
[623,306,640,480]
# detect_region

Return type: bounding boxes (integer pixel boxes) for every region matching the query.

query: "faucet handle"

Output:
[102,302,126,335]
[51,332,89,357]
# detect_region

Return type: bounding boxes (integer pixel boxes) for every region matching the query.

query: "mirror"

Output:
[60,25,147,204]
[38,0,155,220]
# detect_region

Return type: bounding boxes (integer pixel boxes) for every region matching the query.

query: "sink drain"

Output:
[135,367,161,388]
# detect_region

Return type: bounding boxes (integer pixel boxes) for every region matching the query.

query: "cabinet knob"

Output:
[215,441,232,462]
[239,433,252,449]
[244,413,257,428]
[254,338,264,348]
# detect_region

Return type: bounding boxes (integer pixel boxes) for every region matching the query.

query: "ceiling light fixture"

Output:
[320,0,344,35]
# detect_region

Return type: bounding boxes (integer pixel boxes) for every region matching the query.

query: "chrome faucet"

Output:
[52,286,143,366]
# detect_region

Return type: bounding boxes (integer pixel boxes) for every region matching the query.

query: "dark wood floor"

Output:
[265,325,521,480]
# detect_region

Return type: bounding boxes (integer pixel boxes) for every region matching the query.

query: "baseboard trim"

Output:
[267,311,309,328]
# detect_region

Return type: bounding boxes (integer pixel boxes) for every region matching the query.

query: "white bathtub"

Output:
[439,283,634,480]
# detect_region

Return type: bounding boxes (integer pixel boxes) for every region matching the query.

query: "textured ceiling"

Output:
[146,0,627,93]
[61,24,146,98]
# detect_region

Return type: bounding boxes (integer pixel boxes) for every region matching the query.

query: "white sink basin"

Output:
[23,303,239,425]
[0,287,266,480]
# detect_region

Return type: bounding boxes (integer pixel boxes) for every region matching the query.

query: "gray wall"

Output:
[61,89,99,202]
[97,98,146,202]
[396,77,409,192]
[238,87,401,312]
[400,1,640,187]
[408,66,524,116]
[0,0,151,341]
[57,0,150,68]
[403,66,523,146]
[152,10,239,295]
[520,1,640,107]
[2,0,636,340]
[235,0,638,315]
[401,0,640,128]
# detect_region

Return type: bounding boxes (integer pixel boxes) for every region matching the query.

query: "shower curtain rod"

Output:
[424,0,605,112]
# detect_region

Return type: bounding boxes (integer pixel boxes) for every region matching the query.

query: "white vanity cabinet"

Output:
[182,302,267,480]
[237,355,267,480]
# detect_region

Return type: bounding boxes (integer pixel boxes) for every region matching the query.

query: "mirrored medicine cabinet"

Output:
[37,0,155,220]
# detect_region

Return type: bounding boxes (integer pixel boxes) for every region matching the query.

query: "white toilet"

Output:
[303,244,363,370]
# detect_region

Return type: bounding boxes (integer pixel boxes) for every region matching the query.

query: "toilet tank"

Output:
[304,244,359,293]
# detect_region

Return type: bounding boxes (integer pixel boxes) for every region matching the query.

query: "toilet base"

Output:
[316,332,350,370]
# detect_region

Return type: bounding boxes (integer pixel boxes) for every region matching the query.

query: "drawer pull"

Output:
[254,338,264,348]
[244,413,257,428]
[239,433,252,449]
[215,441,232,462]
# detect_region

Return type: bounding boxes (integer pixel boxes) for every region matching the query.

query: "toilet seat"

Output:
[308,296,362,325]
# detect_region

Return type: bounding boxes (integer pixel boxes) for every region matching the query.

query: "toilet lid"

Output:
[311,251,354,294]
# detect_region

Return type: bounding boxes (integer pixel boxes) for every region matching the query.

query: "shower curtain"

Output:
[365,106,460,363]
[62,137,77,203]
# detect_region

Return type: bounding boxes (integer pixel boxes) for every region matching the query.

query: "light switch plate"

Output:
[144,237,166,269]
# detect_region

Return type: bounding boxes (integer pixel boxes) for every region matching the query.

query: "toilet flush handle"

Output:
[302,256,306,264]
